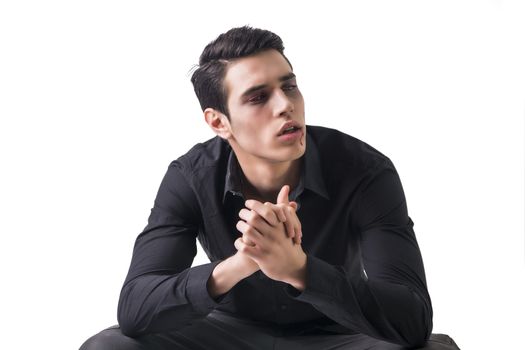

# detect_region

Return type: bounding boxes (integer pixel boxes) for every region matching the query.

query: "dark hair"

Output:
[190,26,291,118]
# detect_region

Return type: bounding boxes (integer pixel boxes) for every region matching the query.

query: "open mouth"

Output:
[279,126,300,136]
[277,126,303,142]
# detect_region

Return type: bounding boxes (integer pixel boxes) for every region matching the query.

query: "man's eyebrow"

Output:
[279,72,296,82]
[240,73,297,99]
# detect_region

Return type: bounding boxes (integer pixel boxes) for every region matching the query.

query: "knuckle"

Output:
[247,213,260,226]
[261,204,272,215]
[239,244,248,253]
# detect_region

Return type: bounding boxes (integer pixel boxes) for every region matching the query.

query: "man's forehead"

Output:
[224,50,293,96]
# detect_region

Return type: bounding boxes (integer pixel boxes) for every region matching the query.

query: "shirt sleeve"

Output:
[287,160,433,348]
[117,161,221,337]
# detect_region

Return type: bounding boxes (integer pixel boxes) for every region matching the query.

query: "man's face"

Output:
[223,49,306,164]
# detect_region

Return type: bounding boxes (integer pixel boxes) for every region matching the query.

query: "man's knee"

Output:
[79,326,144,350]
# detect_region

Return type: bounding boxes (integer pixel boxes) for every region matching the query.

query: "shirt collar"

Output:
[223,150,244,202]
[303,130,330,200]
[222,127,330,203]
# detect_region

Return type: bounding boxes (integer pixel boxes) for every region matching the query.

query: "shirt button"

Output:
[280,304,288,311]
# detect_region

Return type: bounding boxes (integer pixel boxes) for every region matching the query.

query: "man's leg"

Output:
[276,332,459,350]
[79,326,148,350]
[79,311,277,350]
[80,313,459,350]
[276,333,401,350]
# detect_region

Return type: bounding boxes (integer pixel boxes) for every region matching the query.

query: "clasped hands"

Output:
[233,185,307,290]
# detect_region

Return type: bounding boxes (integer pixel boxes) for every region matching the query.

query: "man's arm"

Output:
[117,162,254,337]
[118,162,303,337]
[207,249,259,298]
[290,163,432,347]
[237,164,432,348]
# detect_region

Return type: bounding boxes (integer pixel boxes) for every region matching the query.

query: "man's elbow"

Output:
[117,307,140,337]
[398,310,433,348]
[117,317,141,338]
[402,329,431,348]
[117,287,146,338]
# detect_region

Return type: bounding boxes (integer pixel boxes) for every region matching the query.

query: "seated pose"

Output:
[80,26,459,350]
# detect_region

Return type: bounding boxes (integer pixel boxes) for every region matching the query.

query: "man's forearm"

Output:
[207,253,259,298]
[281,251,307,291]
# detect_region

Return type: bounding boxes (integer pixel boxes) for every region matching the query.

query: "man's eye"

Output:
[249,94,267,104]
[282,84,298,91]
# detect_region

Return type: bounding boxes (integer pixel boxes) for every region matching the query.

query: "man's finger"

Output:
[245,199,280,226]
[270,202,301,243]
[284,205,302,245]
[284,217,295,239]
[239,231,256,247]
[277,185,290,205]
[234,237,258,257]
[238,208,270,228]
[268,202,287,222]
[236,220,264,246]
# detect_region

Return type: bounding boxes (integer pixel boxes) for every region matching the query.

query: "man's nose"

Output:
[273,90,294,117]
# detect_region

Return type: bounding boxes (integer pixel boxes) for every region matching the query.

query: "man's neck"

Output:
[236,156,302,203]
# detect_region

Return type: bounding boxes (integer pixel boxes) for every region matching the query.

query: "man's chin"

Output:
[269,147,305,163]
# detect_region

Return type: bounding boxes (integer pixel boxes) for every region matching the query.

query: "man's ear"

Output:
[204,108,232,140]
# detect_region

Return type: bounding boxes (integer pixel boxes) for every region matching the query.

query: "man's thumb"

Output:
[277,185,290,204]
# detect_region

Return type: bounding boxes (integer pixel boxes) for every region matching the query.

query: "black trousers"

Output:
[80,310,459,350]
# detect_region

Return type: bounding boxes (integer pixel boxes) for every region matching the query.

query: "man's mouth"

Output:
[280,126,300,135]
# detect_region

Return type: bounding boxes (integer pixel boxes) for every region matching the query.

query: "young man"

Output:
[80,27,459,350]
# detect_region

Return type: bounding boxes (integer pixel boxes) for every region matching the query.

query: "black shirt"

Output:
[117,125,433,347]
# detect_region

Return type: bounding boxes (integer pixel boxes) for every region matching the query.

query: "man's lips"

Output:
[277,127,303,141]
[277,122,303,136]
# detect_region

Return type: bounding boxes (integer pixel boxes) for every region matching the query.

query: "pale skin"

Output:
[207,186,306,297]
[203,50,309,298]
[236,185,307,290]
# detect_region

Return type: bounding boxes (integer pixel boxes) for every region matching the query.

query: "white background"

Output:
[1,1,524,349]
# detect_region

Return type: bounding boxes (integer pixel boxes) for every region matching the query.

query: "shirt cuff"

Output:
[186,260,222,314]
[285,254,342,302]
